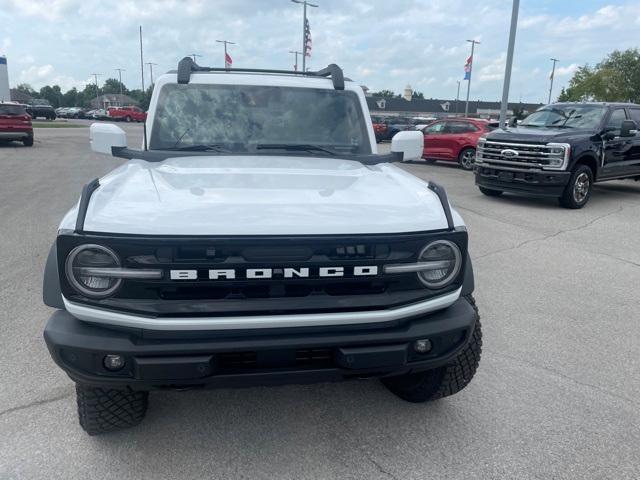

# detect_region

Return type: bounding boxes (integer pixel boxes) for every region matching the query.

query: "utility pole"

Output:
[145,62,158,85]
[139,26,145,92]
[216,40,236,68]
[498,0,520,129]
[289,50,302,71]
[464,39,480,116]
[189,53,202,63]
[90,73,102,104]
[114,68,125,97]
[548,58,559,104]
[455,80,461,116]
[291,0,317,72]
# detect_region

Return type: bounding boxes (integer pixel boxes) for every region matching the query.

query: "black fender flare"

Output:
[43,242,65,309]
[461,253,475,297]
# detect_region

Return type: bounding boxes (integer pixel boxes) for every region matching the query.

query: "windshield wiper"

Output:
[256,143,339,155]
[164,143,232,152]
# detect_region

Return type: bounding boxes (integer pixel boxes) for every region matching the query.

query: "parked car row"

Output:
[55,107,87,119]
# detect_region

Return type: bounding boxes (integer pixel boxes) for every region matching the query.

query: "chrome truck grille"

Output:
[476,139,570,170]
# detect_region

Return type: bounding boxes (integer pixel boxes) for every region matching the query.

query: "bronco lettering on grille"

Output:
[170,266,379,281]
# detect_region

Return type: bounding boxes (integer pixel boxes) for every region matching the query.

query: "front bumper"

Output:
[44,296,478,390]
[475,164,571,197]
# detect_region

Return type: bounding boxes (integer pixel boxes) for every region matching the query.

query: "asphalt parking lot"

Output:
[1,121,639,479]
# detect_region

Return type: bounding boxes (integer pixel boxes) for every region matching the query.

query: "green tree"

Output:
[559,49,640,102]
[39,85,63,107]
[372,89,396,99]
[16,83,37,96]
[102,78,128,95]
[128,85,154,110]
[412,91,424,99]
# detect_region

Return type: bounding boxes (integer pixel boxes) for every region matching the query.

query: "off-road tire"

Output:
[23,136,34,147]
[76,384,148,435]
[559,164,593,209]
[382,295,482,403]
[458,147,476,170]
[479,186,503,197]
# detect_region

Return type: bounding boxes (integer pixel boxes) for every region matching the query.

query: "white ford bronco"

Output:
[43,59,481,435]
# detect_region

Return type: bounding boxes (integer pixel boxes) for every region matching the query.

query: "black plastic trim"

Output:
[176,56,346,90]
[74,178,100,233]
[428,182,454,231]
[43,243,64,309]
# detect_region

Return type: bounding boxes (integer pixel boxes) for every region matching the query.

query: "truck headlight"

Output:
[416,240,462,288]
[65,244,122,298]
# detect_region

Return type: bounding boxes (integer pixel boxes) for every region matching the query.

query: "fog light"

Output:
[413,339,432,354]
[103,354,126,371]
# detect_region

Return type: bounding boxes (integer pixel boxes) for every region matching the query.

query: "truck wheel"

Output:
[382,295,482,403]
[76,384,148,435]
[559,164,592,209]
[458,148,476,170]
[479,186,503,197]
[23,136,34,147]
[125,116,132,122]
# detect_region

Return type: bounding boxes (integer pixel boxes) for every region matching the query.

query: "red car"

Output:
[0,102,33,147]
[421,118,497,170]
[107,106,147,123]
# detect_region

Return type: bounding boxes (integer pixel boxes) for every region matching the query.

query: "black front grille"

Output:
[57,231,468,317]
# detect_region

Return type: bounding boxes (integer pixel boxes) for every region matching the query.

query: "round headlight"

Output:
[65,244,122,298]
[417,240,462,288]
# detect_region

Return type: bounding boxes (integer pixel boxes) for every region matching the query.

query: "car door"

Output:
[422,121,447,158]
[443,121,480,159]
[601,108,633,178]
[625,108,640,175]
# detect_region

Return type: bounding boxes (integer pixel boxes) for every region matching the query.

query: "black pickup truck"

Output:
[26,100,57,120]
[474,102,640,208]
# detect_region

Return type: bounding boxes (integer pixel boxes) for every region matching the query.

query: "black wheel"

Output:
[479,186,503,197]
[458,148,476,170]
[382,295,482,403]
[125,115,132,122]
[23,136,34,147]
[559,164,593,209]
[424,158,437,164]
[76,384,148,435]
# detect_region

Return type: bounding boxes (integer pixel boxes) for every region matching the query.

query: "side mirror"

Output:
[90,123,127,155]
[508,117,518,127]
[620,120,637,137]
[391,130,424,162]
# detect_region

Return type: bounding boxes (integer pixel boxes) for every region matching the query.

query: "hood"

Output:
[63,156,457,235]
[486,126,595,144]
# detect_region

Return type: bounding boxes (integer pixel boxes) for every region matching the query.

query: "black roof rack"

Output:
[176,57,345,90]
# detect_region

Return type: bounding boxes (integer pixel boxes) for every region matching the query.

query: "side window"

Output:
[448,121,478,133]
[605,108,627,131]
[425,122,446,134]
[628,109,640,125]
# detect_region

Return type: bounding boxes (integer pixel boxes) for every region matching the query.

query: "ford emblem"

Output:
[501,149,518,158]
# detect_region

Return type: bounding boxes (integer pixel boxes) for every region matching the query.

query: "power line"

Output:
[89,73,103,102]
[114,68,125,97]
[289,50,302,71]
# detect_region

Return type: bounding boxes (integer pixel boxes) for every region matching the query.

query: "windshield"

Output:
[520,105,605,129]
[150,83,371,154]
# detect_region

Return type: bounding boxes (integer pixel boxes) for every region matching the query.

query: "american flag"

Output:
[464,55,472,80]
[304,18,312,57]
[225,52,233,69]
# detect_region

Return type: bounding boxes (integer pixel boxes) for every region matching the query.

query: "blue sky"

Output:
[1,0,639,103]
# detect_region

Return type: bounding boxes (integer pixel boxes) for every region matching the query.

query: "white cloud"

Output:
[556,63,579,77]
[477,53,506,83]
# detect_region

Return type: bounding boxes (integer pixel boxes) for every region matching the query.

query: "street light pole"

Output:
[114,68,125,97]
[216,40,236,68]
[464,39,480,116]
[145,62,158,85]
[498,0,520,129]
[289,50,302,71]
[291,0,317,72]
[90,73,102,104]
[455,80,461,116]
[548,58,559,104]
[189,53,202,63]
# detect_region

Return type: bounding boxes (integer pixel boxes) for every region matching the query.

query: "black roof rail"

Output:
[176,57,345,90]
